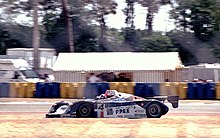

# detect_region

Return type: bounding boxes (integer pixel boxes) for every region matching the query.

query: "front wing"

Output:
[46,113,76,118]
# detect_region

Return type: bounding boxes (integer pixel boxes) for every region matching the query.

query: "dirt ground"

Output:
[1,98,220,138]
[0,112,220,138]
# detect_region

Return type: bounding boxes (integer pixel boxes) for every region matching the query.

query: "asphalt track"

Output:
[0,99,220,115]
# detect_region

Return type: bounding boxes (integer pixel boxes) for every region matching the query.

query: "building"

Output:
[52,52,183,82]
[183,63,220,82]
[6,48,57,75]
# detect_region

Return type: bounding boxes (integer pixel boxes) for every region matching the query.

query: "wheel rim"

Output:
[148,104,161,117]
[79,105,91,116]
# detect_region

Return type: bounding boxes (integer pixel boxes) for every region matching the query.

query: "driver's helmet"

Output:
[105,90,117,98]
[99,94,106,99]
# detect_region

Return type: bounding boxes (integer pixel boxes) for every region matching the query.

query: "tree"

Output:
[61,0,74,52]
[170,0,192,32]
[84,0,117,50]
[123,0,137,46]
[32,0,40,72]
[40,0,100,52]
[138,0,171,35]
[41,0,79,52]
[138,0,159,35]
[123,0,136,29]
[0,0,30,23]
[171,0,220,40]
[0,27,24,55]
[137,33,177,52]
[0,0,77,52]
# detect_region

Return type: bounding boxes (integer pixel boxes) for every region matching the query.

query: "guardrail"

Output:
[0,82,219,99]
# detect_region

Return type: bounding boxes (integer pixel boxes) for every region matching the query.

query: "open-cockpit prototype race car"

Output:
[46,90,179,118]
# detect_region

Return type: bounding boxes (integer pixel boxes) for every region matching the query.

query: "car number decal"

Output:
[98,104,104,110]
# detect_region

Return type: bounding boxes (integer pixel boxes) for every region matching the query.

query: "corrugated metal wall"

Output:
[183,68,220,82]
[54,70,183,82]
[133,70,164,82]
[54,68,220,82]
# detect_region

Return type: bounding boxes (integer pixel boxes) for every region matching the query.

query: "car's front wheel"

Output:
[77,103,93,118]
[145,102,162,118]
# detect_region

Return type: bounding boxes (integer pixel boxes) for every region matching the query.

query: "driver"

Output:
[105,90,115,98]
[97,90,119,99]
[104,90,120,99]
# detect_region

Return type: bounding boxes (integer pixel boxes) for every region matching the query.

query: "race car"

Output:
[46,90,179,118]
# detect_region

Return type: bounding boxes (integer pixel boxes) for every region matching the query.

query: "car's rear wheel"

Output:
[78,103,93,118]
[145,102,162,118]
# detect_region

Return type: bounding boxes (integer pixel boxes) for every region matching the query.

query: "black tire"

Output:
[145,102,162,118]
[77,103,93,118]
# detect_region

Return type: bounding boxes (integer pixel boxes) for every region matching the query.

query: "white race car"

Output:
[46,90,179,118]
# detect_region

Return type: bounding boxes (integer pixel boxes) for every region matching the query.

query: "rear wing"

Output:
[145,96,179,108]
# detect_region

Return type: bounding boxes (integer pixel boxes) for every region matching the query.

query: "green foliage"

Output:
[108,28,124,43]
[123,0,136,28]
[171,0,220,40]
[213,48,220,59]
[84,0,118,48]
[42,13,65,39]
[44,15,100,52]
[137,33,177,52]
[122,27,137,44]
[0,28,23,54]
[75,31,98,52]
[1,0,220,66]
[170,35,198,65]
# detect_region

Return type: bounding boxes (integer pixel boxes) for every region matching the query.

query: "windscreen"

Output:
[20,69,39,78]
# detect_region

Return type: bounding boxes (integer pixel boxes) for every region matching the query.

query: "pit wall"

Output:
[0,82,220,100]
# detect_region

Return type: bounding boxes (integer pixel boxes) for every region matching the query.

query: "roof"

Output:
[0,58,30,68]
[7,48,56,52]
[0,55,22,59]
[186,63,220,68]
[52,52,183,71]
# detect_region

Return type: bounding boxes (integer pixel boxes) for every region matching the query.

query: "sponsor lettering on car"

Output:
[135,110,145,113]
[115,108,130,114]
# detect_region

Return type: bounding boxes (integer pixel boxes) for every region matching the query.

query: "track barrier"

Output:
[84,83,99,99]
[0,82,9,98]
[36,82,60,98]
[187,82,216,100]
[176,82,187,100]
[160,82,178,96]
[83,83,110,99]
[76,82,86,98]
[206,82,216,99]
[0,82,219,99]
[97,82,110,95]
[9,82,35,98]
[215,83,220,99]
[109,82,135,95]
[60,82,78,98]
[187,83,198,99]
[145,83,160,97]
[134,83,159,97]
[36,82,45,98]
[134,83,146,97]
